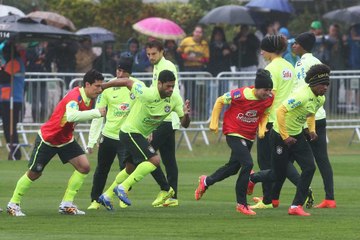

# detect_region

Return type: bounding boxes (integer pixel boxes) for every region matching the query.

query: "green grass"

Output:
[0,131,360,240]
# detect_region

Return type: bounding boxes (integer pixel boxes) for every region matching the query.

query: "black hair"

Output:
[158,70,175,83]
[83,69,104,85]
[305,64,331,86]
[210,26,227,43]
[145,40,164,52]
[260,35,287,54]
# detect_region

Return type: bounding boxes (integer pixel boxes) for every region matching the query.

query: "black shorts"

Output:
[119,131,157,166]
[28,134,85,172]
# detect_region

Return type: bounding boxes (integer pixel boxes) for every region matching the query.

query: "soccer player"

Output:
[146,40,182,207]
[194,69,274,216]
[250,35,301,209]
[98,70,190,209]
[6,69,106,216]
[267,64,330,216]
[87,58,136,210]
[292,32,336,208]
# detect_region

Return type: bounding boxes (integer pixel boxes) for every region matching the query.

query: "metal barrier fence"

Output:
[1,71,359,157]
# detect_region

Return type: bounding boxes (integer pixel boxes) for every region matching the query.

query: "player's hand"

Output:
[209,126,218,134]
[87,147,93,154]
[183,99,191,115]
[147,133,153,143]
[283,136,297,146]
[308,132,318,141]
[98,107,106,117]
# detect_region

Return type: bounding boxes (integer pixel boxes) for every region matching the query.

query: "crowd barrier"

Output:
[1,70,359,158]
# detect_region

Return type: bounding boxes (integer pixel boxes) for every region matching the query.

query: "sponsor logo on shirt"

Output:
[287,98,301,108]
[282,69,293,80]
[233,90,241,99]
[236,110,259,123]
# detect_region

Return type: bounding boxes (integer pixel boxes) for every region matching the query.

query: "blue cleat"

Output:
[98,194,114,211]
[113,185,131,206]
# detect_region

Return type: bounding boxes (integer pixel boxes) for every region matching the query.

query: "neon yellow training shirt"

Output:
[293,53,326,120]
[274,85,325,136]
[121,81,185,138]
[265,57,295,123]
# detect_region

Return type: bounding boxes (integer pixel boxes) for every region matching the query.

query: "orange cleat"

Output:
[247,170,255,195]
[236,204,256,215]
[195,175,207,200]
[272,199,280,208]
[288,205,311,216]
[315,199,336,208]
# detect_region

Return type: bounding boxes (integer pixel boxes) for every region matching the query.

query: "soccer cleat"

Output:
[87,200,101,210]
[114,185,131,206]
[195,175,207,200]
[236,203,256,215]
[119,200,128,209]
[7,203,26,217]
[314,199,336,208]
[98,194,114,211]
[305,187,315,209]
[58,204,85,215]
[247,170,255,195]
[156,198,179,207]
[250,200,273,209]
[288,205,311,216]
[0,207,2,213]
[152,187,175,206]
[252,196,263,203]
[272,199,280,208]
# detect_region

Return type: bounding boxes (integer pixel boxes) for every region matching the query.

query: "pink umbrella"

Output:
[132,17,186,40]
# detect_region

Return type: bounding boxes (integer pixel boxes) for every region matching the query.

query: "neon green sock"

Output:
[10,173,33,204]
[104,169,129,198]
[62,170,87,202]
[121,162,156,190]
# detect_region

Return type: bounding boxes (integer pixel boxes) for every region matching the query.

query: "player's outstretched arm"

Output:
[101,77,134,91]
[180,99,191,128]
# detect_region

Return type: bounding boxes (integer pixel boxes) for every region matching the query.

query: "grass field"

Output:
[0,129,359,240]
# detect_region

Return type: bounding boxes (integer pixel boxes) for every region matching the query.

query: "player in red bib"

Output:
[194,69,274,216]
[7,69,106,217]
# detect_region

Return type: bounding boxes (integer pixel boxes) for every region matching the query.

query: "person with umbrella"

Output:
[0,42,25,160]
[6,69,106,216]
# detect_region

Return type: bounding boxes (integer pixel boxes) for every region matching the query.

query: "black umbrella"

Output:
[323,6,360,26]
[0,14,78,41]
[199,5,255,25]
[0,14,77,160]
[76,27,115,45]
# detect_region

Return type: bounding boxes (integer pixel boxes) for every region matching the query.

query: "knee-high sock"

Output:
[121,162,156,191]
[62,170,87,202]
[104,169,129,198]
[10,173,33,204]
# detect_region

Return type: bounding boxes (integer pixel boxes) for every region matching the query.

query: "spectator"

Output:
[325,24,346,70]
[26,41,48,122]
[93,43,117,76]
[163,40,183,71]
[76,38,97,73]
[0,43,26,160]
[177,25,209,118]
[207,26,231,77]
[120,37,151,73]
[348,24,360,69]
[177,25,209,71]
[279,27,300,67]
[231,25,260,72]
[310,21,329,65]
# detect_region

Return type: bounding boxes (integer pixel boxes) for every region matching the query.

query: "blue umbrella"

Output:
[245,0,295,14]
[76,27,115,44]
